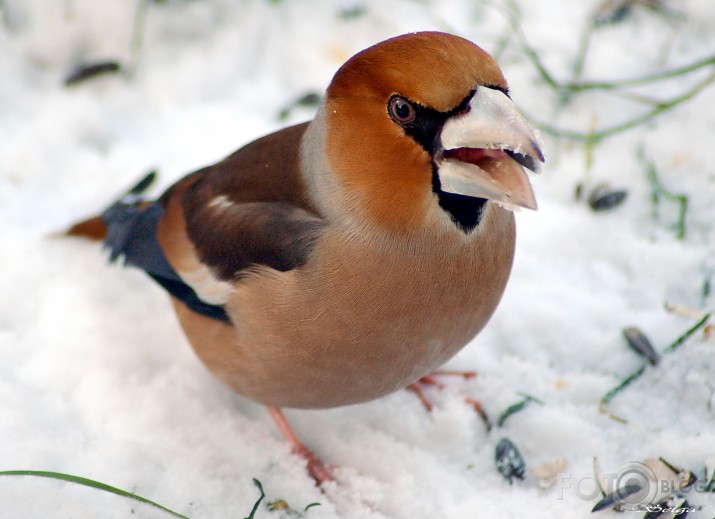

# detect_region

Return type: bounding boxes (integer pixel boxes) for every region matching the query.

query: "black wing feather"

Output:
[101,178,229,323]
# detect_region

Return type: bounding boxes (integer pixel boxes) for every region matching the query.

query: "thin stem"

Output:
[484,0,561,90]
[529,71,715,144]
[483,0,715,99]
[244,479,266,519]
[571,25,595,86]
[563,54,715,93]
[664,313,711,354]
[600,365,647,408]
[0,470,190,519]
[641,148,690,240]
[599,313,712,422]
[131,0,150,60]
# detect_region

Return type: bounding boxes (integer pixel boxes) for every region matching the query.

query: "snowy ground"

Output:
[1,0,715,518]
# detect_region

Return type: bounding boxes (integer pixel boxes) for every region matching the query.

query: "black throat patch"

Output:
[431,167,487,233]
[391,90,488,233]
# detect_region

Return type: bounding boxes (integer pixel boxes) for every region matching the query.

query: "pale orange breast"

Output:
[173,203,515,409]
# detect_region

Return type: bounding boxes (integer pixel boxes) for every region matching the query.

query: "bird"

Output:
[67,31,544,484]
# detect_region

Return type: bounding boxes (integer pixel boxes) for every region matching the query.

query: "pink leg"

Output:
[267,407,334,485]
[407,381,435,412]
[408,371,491,430]
[432,369,477,380]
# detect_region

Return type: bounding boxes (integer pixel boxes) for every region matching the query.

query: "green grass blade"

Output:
[0,470,190,519]
[244,478,266,519]
[496,393,544,428]
[664,313,712,354]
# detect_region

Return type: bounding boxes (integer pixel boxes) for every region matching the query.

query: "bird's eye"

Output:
[388,96,416,125]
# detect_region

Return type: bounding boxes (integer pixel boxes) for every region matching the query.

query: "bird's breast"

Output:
[178,205,516,409]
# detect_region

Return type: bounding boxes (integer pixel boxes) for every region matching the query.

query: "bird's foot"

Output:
[292,442,335,486]
[267,407,335,486]
[408,370,491,431]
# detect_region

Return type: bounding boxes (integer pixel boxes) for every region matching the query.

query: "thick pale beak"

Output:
[437,87,544,211]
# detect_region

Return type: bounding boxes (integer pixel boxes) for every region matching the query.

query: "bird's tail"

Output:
[64,214,108,241]
[64,170,230,322]
[64,171,157,242]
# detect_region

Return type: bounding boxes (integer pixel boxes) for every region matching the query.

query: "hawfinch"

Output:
[68,31,543,483]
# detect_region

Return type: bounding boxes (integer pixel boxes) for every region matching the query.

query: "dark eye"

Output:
[388,96,416,125]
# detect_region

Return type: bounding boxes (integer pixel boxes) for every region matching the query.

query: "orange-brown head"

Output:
[311,31,543,235]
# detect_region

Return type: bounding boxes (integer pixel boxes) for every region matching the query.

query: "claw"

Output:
[267,407,335,486]
[407,371,491,430]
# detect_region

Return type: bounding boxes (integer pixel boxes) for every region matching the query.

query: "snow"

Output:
[1,0,714,517]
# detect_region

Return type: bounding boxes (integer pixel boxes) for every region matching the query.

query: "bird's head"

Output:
[305,31,544,235]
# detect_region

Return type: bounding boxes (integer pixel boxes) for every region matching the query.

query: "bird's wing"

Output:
[104,122,325,322]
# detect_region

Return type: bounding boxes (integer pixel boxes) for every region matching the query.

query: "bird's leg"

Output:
[408,371,491,430]
[407,378,437,412]
[267,407,334,485]
[432,369,478,379]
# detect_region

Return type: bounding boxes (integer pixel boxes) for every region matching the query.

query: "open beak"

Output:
[437,87,544,211]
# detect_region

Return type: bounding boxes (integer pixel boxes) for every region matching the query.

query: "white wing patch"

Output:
[208,195,236,212]
[179,264,233,305]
